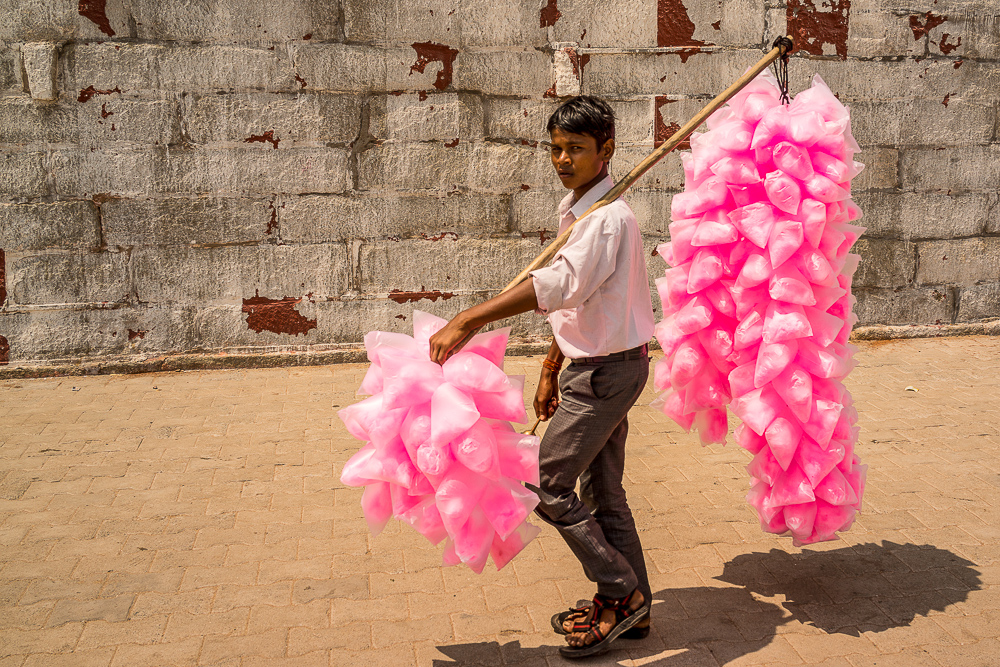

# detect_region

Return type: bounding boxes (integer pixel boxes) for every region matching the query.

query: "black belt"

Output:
[570,344,649,365]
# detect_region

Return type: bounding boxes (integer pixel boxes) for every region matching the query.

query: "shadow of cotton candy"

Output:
[714,540,981,636]
[430,541,980,666]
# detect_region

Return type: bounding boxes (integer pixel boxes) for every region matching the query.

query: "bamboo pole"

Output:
[501,38,793,294]
[511,39,792,434]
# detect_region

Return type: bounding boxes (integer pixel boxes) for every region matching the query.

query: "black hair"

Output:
[546,96,616,150]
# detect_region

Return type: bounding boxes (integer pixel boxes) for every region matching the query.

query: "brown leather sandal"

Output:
[558,589,651,658]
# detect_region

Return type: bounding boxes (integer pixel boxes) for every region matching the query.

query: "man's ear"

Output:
[600,137,616,163]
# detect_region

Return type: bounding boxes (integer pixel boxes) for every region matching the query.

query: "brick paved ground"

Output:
[1,336,998,667]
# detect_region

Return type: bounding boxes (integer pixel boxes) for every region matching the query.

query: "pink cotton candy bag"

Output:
[652,71,867,545]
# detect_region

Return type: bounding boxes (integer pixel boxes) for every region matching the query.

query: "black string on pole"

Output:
[771,36,794,105]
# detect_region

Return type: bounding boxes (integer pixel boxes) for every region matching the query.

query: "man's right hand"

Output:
[534,371,560,421]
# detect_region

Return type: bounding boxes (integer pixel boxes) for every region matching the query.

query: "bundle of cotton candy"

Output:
[338,310,542,572]
[653,72,868,544]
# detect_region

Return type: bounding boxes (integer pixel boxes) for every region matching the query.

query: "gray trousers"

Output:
[529,355,651,602]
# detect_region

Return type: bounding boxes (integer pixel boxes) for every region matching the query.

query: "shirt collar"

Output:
[569,174,615,219]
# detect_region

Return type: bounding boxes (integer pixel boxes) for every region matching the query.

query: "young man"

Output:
[429,96,655,658]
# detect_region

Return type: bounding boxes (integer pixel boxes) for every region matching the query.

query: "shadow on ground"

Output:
[432,541,981,666]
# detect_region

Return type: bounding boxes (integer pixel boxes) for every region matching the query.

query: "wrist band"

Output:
[542,359,562,373]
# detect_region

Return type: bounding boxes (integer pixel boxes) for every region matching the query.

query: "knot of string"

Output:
[771,36,793,105]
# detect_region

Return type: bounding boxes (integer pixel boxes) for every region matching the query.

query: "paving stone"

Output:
[2,337,1000,664]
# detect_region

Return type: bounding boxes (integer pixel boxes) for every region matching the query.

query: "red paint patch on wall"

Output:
[242,292,317,336]
[540,0,561,28]
[564,47,590,79]
[522,230,552,245]
[294,73,307,88]
[657,0,711,63]
[0,336,8,365]
[266,200,279,235]
[942,93,950,107]
[787,0,851,60]
[909,12,946,41]
[421,232,458,242]
[444,138,459,147]
[78,86,122,103]
[410,42,459,91]
[128,329,148,340]
[654,97,691,150]
[79,0,115,37]
[0,249,6,304]
[100,103,113,119]
[388,288,455,304]
[938,33,961,55]
[954,59,963,69]
[245,130,280,149]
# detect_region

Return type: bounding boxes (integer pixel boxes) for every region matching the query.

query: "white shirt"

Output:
[530,175,655,359]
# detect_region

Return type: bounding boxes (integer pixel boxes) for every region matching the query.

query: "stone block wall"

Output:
[0,0,998,367]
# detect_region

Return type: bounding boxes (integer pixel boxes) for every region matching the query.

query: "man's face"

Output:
[548,128,612,193]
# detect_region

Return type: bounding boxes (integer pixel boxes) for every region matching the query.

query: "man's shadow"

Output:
[432,541,981,666]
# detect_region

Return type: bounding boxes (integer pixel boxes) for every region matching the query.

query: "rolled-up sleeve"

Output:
[530,213,622,314]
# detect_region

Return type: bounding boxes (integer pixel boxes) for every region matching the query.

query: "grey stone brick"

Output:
[357,142,552,193]
[854,286,955,326]
[0,47,19,92]
[132,244,350,305]
[846,9,920,58]
[853,238,917,289]
[371,92,484,143]
[855,191,992,240]
[454,50,551,97]
[900,145,1000,192]
[356,237,541,294]
[626,190,673,236]
[0,98,78,144]
[294,44,446,93]
[102,197,272,247]
[916,238,1000,286]
[7,250,131,306]
[898,98,997,147]
[550,0,657,48]
[130,1,342,42]
[21,41,58,101]
[692,0,766,48]
[343,0,547,48]
[850,98,996,147]
[0,0,120,41]
[607,99,656,145]
[0,96,181,146]
[292,44,387,93]
[511,190,565,236]
[584,49,757,98]
[0,306,199,361]
[854,147,899,191]
[612,145,684,191]
[927,11,999,59]
[0,201,100,250]
[957,282,1000,322]
[848,101,905,147]
[66,43,297,94]
[52,147,350,197]
[183,92,361,146]
[812,57,1000,107]
[484,98,560,144]
[279,191,510,243]
[0,152,48,199]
